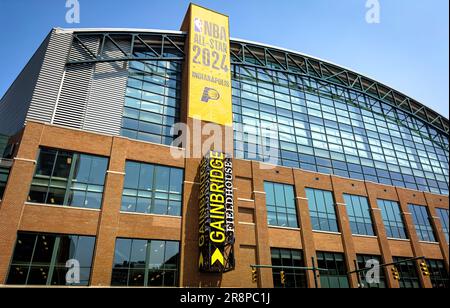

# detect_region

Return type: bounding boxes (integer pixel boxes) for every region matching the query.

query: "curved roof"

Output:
[61,28,449,137]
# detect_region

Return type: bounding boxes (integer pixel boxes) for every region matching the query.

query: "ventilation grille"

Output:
[53,64,94,128]
[26,31,73,123]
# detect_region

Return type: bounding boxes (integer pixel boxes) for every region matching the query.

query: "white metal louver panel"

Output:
[52,64,94,129]
[52,35,100,129]
[83,38,130,136]
[83,61,128,135]
[26,30,73,124]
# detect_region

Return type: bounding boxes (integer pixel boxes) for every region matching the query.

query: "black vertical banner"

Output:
[198,151,235,273]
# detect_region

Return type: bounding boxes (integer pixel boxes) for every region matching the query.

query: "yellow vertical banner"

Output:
[187,4,232,126]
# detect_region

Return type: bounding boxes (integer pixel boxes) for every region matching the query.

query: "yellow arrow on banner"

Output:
[199,253,204,267]
[211,248,224,266]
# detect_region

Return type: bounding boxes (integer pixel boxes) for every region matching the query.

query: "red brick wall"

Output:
[0,121,448,288]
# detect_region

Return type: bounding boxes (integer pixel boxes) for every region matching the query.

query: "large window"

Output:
[436,208,449,243]
[231,66,449,196]
[316,252,349,288]
[111,238,180,287]
[121,161,183,216]
[408,204,436,242]
[0,159,11,199]
[7,232,95,286]
[426,259,449,289]
[306,188,338,232]
[28,148,108,209]
[343,194,375,236]
[356,255,386,288]
[393,257,421,288]
[264,182,298,228]
[271,248,307,288]
[377,199,408,239]
[121,61,181,146]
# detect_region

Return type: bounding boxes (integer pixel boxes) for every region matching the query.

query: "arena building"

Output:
[0,4,448,288]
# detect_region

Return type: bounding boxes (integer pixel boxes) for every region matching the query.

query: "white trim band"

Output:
[312,230,342,236]
[184,181,200,185]
[418,241,439,245]
[119,211,182,219]
[238,198,255,203]
[253,191,266,195]
[14,158,37,164]
[25,202,101,212]
[269,225,301,232]
[352,234,378,239]
[238,222,256,226]
[387,237,410,242]
[107,170,125,175]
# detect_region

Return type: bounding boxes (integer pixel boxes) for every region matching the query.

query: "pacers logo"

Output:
[201,87,220,103]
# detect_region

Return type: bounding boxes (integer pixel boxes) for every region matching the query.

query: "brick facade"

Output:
[0,121,448,288]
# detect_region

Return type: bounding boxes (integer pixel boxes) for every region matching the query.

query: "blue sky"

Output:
[0,0,448,117]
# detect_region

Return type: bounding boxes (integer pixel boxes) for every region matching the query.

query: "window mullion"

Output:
[63,154,78,206]
[144,240,151,287]
[161,241,167,286]
[151,165,156,214]
[24,234,39,285]
[46,236,61,285]
[126,240,133,286]
[44,150,59,203]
